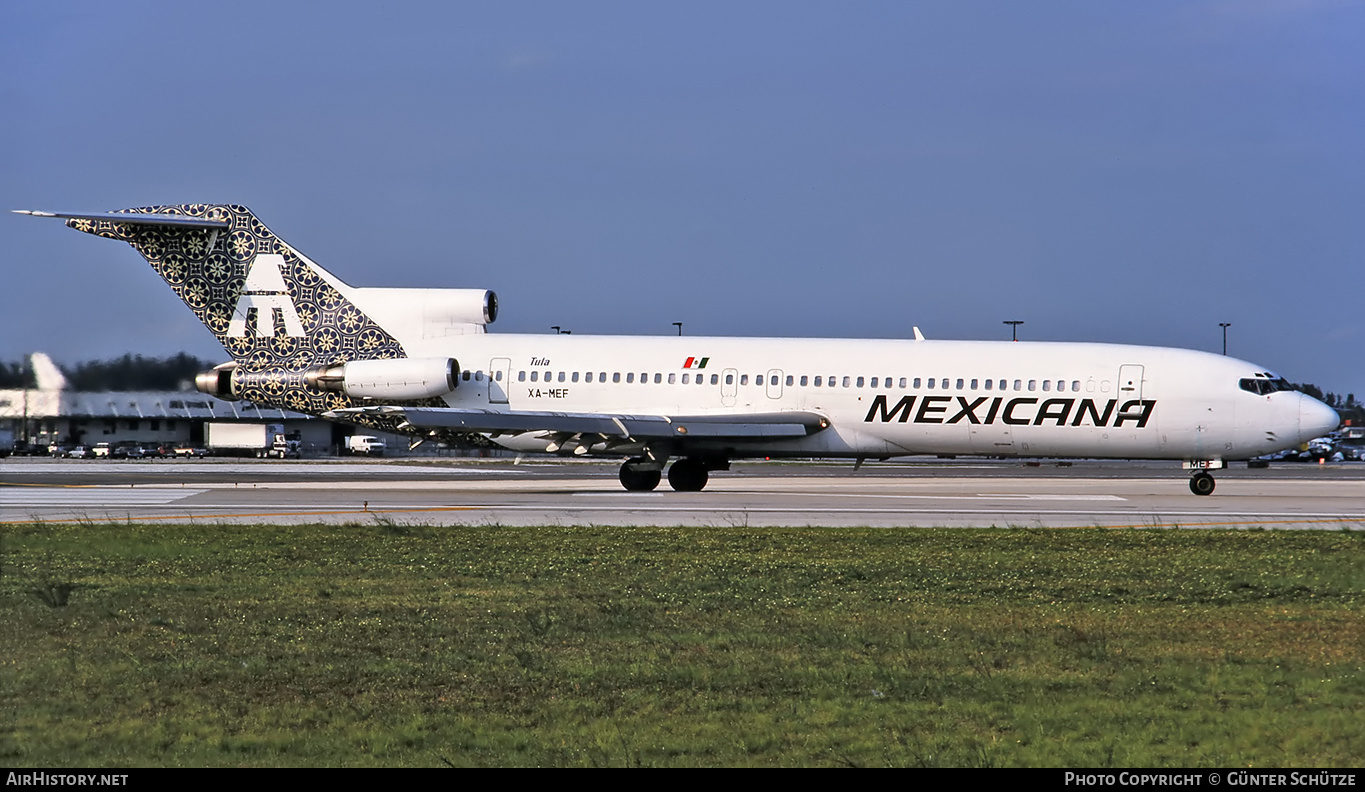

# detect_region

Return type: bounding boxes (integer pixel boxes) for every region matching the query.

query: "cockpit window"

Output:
[1239,377,1294,396]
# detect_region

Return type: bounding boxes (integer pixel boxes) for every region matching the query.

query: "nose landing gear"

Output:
[1189,472,1216,496]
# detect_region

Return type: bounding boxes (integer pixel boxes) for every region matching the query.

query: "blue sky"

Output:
[3,2,1362,400]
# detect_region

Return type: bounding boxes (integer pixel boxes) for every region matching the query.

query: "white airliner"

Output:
[18,205,1339,495]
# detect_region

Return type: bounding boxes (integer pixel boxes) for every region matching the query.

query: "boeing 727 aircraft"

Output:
[18,205,1339,495]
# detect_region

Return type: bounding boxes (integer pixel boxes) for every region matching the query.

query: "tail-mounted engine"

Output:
[194,362,240,400]
[196,357,460,403]
[303,357,460,401]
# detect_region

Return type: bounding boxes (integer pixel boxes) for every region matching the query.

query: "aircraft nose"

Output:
[1299,394,1340,441]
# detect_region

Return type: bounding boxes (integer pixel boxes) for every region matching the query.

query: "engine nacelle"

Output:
[304,357,459,401]
[194,362,239,401]
[348,288,498,338]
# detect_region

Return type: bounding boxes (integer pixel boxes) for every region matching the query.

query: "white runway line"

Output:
[0,487,205,507]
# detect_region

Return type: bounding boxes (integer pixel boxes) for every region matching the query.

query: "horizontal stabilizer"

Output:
[325,406,829,440]
[13,210,230,229]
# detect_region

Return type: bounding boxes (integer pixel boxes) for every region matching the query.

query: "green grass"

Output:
[1,522,1361,766]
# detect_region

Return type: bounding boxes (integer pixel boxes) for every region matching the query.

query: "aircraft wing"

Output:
[324,406,829,440]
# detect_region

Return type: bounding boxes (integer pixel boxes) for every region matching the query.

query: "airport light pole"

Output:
[673,322,683,336]
[1003,320,1024,342]
[1219,322,1231,356]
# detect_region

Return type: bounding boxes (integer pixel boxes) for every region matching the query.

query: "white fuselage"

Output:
[396,333,1335,462]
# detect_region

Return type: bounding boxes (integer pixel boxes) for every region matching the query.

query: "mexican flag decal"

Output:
[682,357,710,369]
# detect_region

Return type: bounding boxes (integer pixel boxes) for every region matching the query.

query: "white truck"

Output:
[344,435,386,456]
[205,422,302,459]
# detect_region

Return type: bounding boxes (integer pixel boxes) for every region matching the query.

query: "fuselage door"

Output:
[721,368,738,407]
[1118,365,1144,402]
[489,357,511,404]
[766,369,784,400]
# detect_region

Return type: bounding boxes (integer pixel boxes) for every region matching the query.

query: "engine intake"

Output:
[304,357,459,401]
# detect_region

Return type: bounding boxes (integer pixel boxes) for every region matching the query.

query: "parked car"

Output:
[91,442,112,458]
[111,441,145,459]
[142,443,175,459]
[65,445,93,459]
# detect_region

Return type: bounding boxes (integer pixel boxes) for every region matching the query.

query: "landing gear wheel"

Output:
[668,459,710,492]
[1189,472,1216,496]
[619,458,661,492]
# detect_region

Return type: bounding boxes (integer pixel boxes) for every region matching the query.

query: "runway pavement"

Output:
[2,457,1362,529]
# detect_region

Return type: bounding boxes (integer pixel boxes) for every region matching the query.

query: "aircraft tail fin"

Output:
[27,204,408,362]
[19,204,409,412]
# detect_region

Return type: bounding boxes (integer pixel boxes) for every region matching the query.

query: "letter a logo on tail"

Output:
[228,253,305,337]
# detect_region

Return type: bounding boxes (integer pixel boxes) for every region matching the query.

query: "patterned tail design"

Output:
[67,204,412,421]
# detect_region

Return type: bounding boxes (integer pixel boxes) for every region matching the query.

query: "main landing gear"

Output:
[1189,472,1216,496]
[618,457,723,492]
[619,458,662,492]
[667,458,709,492]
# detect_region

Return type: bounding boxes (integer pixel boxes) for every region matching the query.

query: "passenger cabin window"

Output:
[518,371,526,382]
[613,373,621,383]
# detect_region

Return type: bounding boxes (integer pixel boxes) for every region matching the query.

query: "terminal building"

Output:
[0,353,341,453]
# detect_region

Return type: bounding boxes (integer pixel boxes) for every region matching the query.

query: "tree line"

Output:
[0,353,215,391]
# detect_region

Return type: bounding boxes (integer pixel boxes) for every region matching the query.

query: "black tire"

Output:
[619,459,661,492]
[1189,473,1216,496]
[667,459,710,492]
